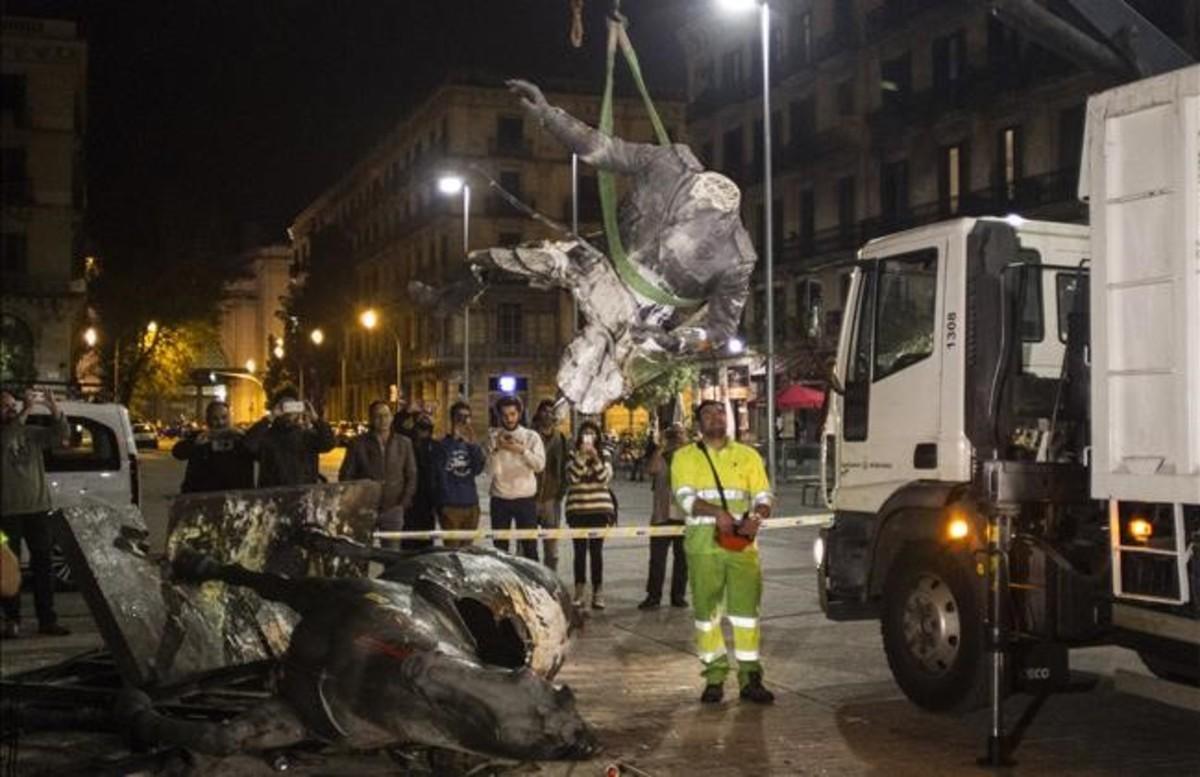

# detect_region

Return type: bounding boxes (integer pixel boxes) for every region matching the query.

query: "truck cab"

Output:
[816,66,1200,713]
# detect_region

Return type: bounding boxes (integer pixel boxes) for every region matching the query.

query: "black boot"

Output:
[637,596,661,610]
[700,683,724,704]
[739,673,774,704]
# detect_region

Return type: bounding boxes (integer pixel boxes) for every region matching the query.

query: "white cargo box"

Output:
[1082,65,1200,504]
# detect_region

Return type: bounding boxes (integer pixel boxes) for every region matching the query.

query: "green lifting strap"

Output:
[598,19,704,309]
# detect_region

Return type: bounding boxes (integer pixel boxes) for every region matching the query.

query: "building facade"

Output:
[289,73,685,429]
[678,0,1199,441]
[0,16,87,388]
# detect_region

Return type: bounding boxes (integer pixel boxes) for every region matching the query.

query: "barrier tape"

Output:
[373,513,832,542]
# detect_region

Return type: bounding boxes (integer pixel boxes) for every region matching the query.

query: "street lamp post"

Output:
[720,0,777,485]
[437,175,472,401]
[359,309,403,409]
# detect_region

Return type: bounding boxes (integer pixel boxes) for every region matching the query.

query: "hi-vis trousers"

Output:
[685,525,763,687]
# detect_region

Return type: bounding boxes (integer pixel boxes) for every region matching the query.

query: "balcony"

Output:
[417,340,554,365]
[689,81,758,121]
[488,137,534,159]
[865,0,956,44]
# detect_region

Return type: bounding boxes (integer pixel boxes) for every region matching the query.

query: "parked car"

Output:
[131,420,159,450]
[21,401,140,590]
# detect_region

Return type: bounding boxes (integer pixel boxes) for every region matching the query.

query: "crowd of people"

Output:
[2,384,776,704]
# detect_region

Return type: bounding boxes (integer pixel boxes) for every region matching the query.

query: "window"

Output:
[837,176,856,238]
[25,416,121,472]
[1,74,26,125]
[496,115,525,152]
[722,126,743,173]
[499,170,522,196]
[497,303,523,345]
[2,147,29,204]
[797,12,813,65]
[997,125,1023,200]
[1,233,28,276]
[987,17,1021,73]
[836,79,855,115]
[798,190,815,252]
[789,97,816,142]
[1058,104,1085,172]
[722,49,743,88]
[796,279,824,337]
[932,31,966,95]
[1017,260,1045,343]
[880,53,912,109]
[1055,272,1087,344]
[873,249,938,381]
[880,159,910,223]
[938,143,969,215]
[844,268,877,441]
[0,313,35,383]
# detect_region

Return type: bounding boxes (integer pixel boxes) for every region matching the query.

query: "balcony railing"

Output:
[775,167,1081,269]
[417,340,555,364]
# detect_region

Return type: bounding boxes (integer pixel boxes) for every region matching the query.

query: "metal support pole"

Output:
[760,0,777,486]
[980,502,1017,767]
[394,332,402,406]
[340,329,348,422]
[462,184,472,401]
[113,336,120,399]
[570,152,579,432]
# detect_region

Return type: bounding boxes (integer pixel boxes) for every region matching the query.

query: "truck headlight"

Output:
[812,536,825,568]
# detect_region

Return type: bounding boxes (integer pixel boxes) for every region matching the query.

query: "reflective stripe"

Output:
[675,486,696,498]
[697,488,747,502]
[734,650,760,661]
[753,491,773,506]
[698,650,724,663]
[693,620,716,633]
[686,515,716,526]
[727,615,758,629]
[679,495,696,515]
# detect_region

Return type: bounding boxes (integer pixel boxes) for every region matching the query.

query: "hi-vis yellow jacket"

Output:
[670,440,773,525]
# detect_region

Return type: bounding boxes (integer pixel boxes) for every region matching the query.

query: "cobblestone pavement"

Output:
[3,446,1198,775]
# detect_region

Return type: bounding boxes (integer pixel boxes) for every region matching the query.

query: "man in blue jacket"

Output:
[434,401,486,547]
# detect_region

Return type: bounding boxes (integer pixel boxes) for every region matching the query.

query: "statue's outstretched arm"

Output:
[508,79,653,175]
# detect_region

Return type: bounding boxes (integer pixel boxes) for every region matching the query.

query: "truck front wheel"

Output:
[881,545,987,711]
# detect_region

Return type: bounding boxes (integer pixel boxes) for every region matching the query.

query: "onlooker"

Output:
[485,396,545,560]
[243,388,335,488]
[403,413,440,550]
[564,420,615,610]
[339,400,417,550]
[172,400,255,493]
[1,388,71,638]
[434,401,486,548]
[533,399,569,573]
[639,424,688,610]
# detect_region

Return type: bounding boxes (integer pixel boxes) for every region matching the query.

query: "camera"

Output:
[280,400,305,415]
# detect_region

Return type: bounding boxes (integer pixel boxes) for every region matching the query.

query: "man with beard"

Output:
[671,400,774,705]
[485,396,545,561]
[172,400,255,493]
[532,399,569,572]
[244,388,335,488]
[1,388,70,638]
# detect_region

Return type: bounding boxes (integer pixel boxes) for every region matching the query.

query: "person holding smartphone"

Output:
[243,387,335,488]
[564,420,616,610]
[485,396,545,561]
[434,401,486,548]
[172,400,255,493]
[1,388,71,638]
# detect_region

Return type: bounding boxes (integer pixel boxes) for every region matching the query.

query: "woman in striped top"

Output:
[565,420,615,610]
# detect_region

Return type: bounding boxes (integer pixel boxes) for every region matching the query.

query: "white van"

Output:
[24,401,141,509]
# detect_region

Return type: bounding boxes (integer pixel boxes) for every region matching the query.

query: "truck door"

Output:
[834,246,943,513]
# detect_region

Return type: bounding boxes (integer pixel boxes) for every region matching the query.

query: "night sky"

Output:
[9,1,690,260]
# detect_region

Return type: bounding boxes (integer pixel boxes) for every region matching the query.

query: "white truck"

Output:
[816,64,1199,726]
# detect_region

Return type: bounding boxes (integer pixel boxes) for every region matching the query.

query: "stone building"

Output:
[288,72,685,429]
[0,15,87,388]
[678,0,1199,440]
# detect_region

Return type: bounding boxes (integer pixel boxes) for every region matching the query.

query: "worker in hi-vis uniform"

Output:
[671,399,774,704]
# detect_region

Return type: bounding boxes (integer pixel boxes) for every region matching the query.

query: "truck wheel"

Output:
[881,545,987,711]
[1138,651,1200,686]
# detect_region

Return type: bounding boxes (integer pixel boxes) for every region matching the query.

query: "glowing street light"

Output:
[310,328,325,346]
[727,337,745,355]
[273,343,285,360]
[245,358,257,374]
[146,320,159,334]
[437,175,465,195]
[83,327,98,347]
[359,308,378,330]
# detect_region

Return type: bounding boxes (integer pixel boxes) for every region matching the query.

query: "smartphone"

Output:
[281,400,305,414]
